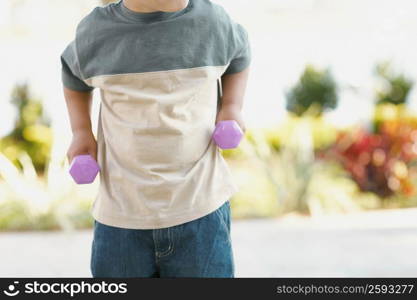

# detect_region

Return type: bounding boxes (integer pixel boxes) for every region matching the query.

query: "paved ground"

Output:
[1,208,417,277]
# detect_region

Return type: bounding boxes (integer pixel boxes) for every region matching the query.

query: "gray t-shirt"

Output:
[61,0,251,229]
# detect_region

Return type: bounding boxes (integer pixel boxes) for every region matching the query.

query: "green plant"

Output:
[234,118,365,216]
[375,62,413,106]
[0,82,52,175]
[286,65,338,117]
[0,138,95,231]
[273,118,316,214]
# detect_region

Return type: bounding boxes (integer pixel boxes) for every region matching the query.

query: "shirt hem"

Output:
[91,186,238,229]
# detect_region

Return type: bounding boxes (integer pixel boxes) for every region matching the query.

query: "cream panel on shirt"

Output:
[84,65,239,229]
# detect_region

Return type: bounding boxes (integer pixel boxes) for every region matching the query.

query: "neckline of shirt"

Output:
[114,0,193,24]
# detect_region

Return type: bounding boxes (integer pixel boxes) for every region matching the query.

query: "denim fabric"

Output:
[90,200,234,278]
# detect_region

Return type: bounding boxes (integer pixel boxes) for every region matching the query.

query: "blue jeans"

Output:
[90,200,234,278]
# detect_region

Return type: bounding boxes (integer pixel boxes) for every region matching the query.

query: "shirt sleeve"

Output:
[224,23,251,75]
[60,41,94,92]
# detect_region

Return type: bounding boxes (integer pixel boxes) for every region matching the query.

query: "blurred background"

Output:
[1,0,417,277]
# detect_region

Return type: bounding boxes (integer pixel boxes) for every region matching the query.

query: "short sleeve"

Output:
[60,41,94,92]
[224,23,251,75]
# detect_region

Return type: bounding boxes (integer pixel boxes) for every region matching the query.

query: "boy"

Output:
[61,0,250,278]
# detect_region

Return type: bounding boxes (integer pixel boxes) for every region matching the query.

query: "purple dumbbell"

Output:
[212,120,244,149]
[69,154,100,184]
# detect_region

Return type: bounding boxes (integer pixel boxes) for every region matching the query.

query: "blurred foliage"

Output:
[375,61,413,106]
[268,114,337,152]
[286,65,338,117]
[372,62,414,133]
[0,82,52,175]
[0,146,95,231]
[223,114,337,159]
[229,115,376,218]
[320,62,417,199]
[318,119,417,199]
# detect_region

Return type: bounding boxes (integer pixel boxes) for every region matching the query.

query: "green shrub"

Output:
[286,65,338,117]
[375,61,413,106]
[0,82,52,175]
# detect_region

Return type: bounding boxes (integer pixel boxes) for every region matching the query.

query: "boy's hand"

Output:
[63,87,96,164]
[67,130,98,164]
[217,68,250,134]
[215,104,246,133]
